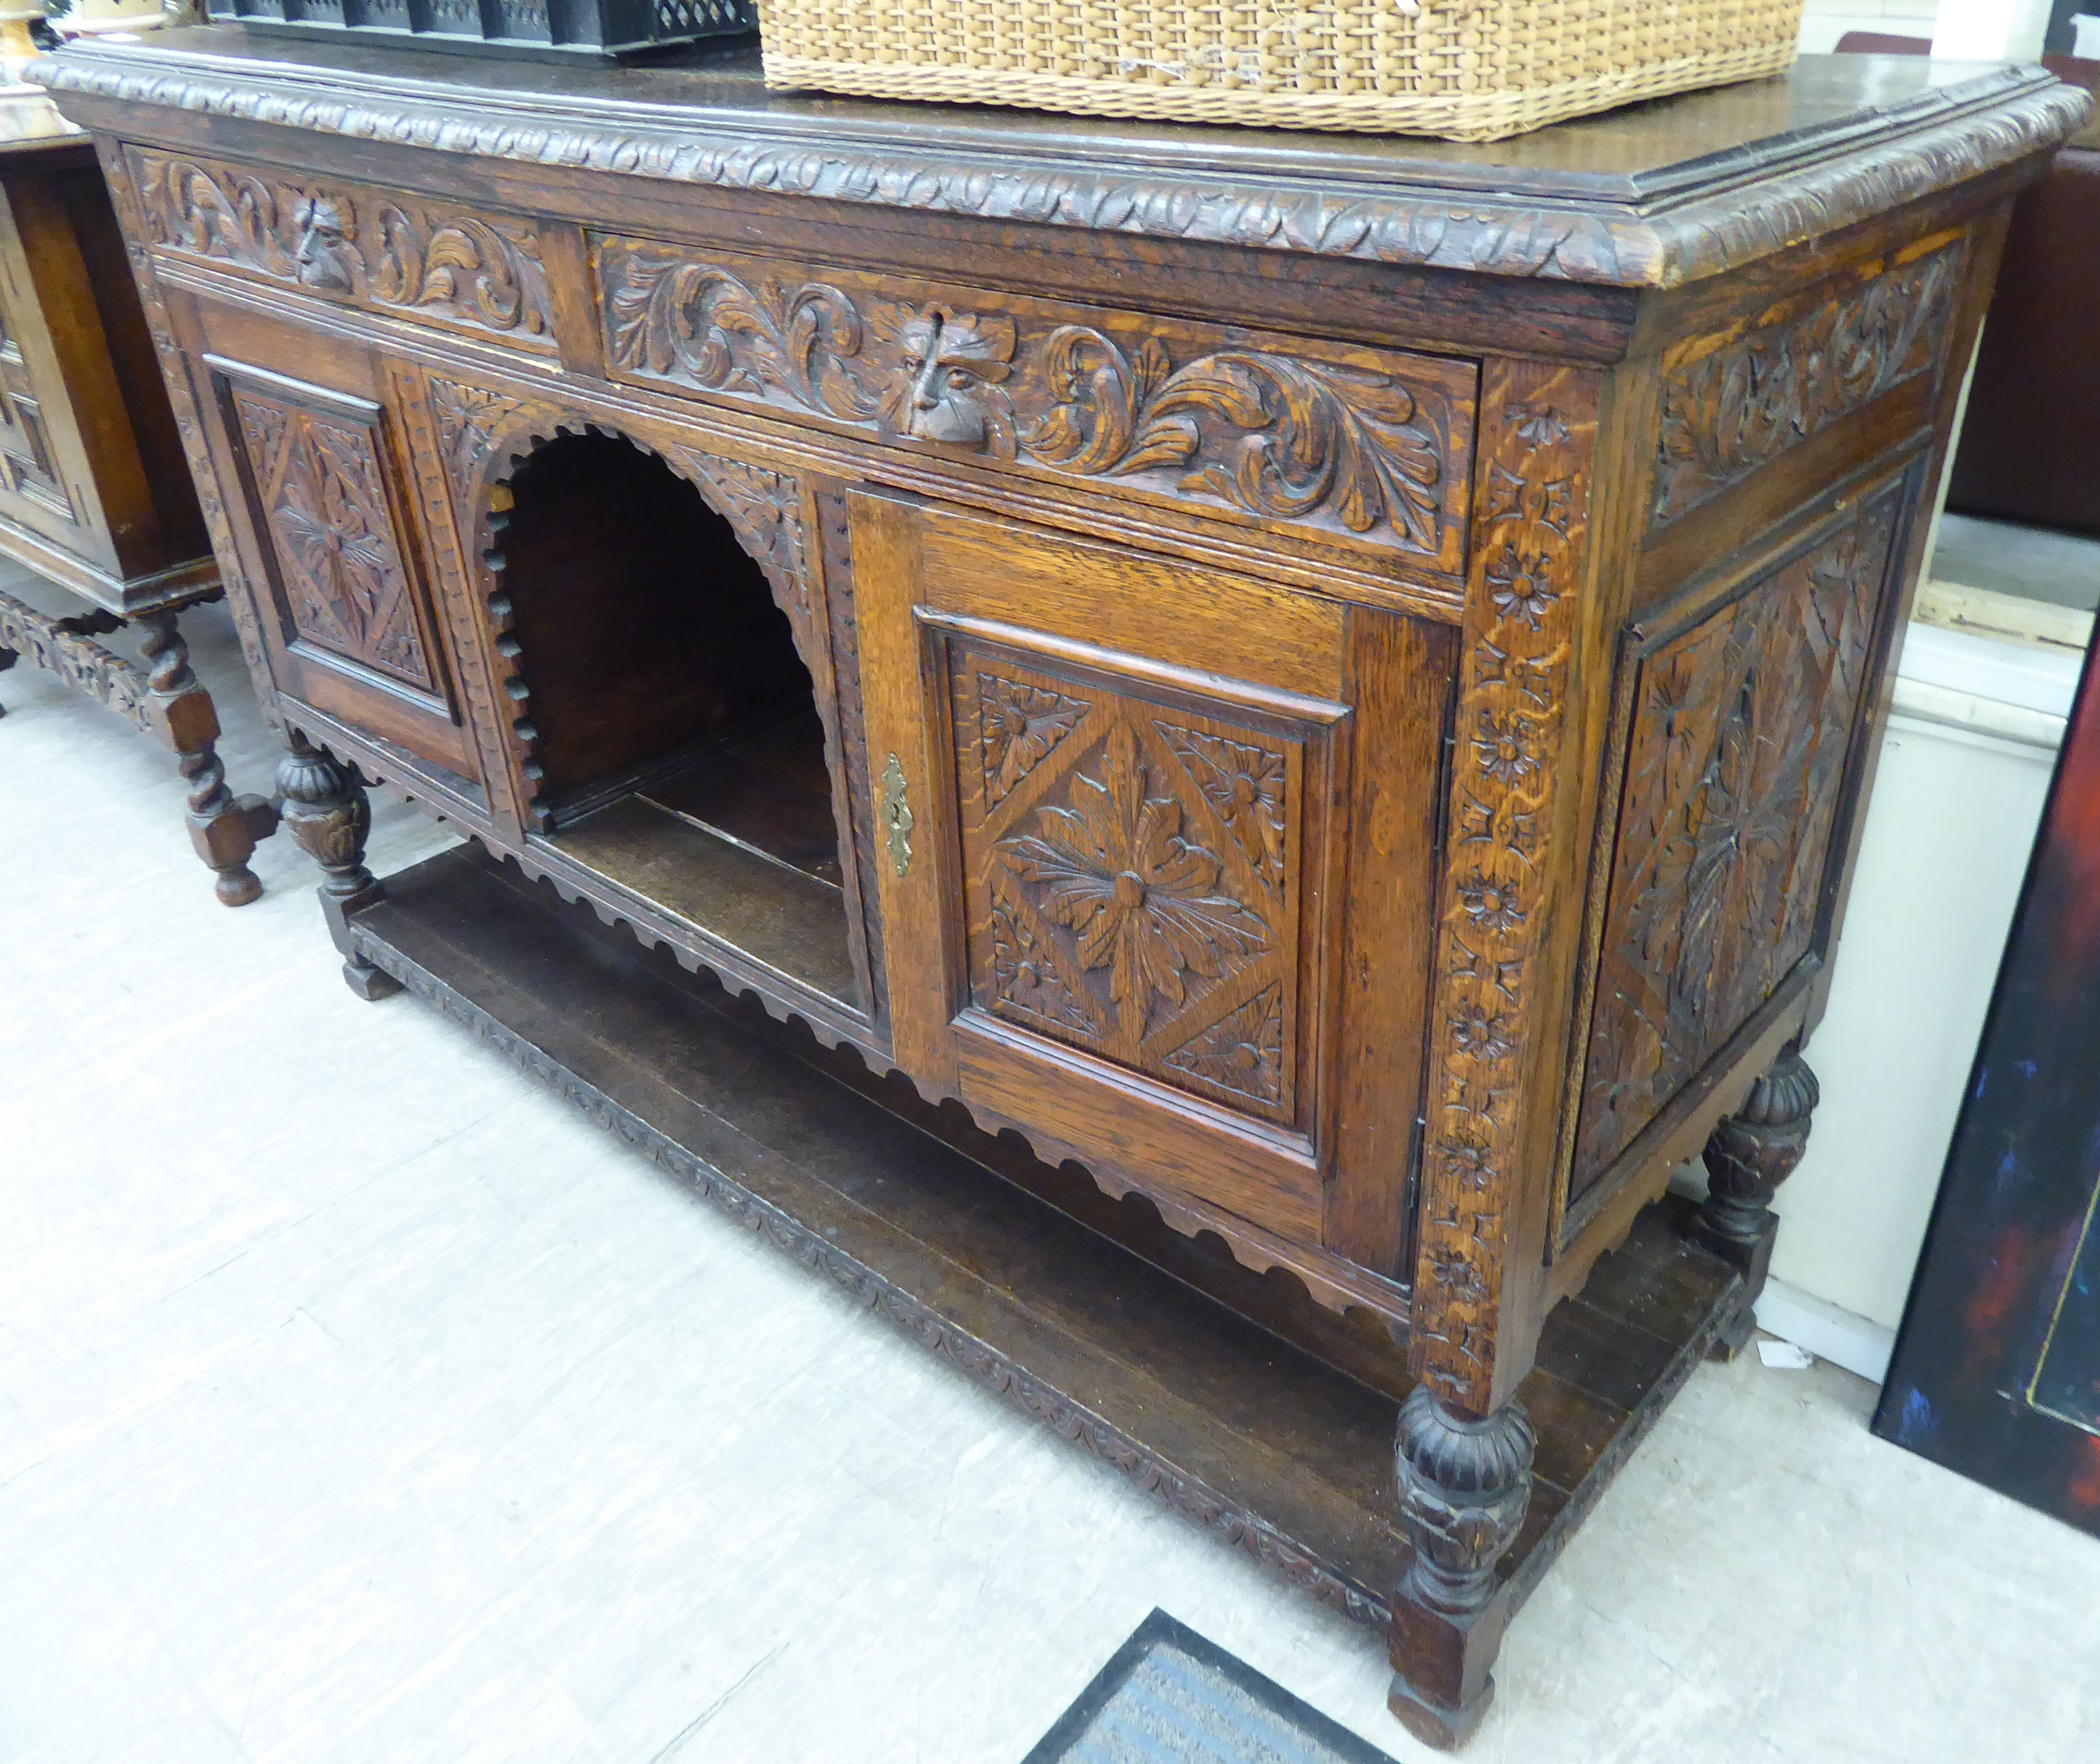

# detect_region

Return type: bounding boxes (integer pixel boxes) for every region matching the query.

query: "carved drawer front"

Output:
[1651,238,1965,529]
[128,148,556,353]
[855,493,1359,1248]
[212,356,471,776]
[1571,486,1906,1206]
[594,235,1477,579]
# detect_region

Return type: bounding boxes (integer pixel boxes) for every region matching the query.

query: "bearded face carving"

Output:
[292,195,358,295]
[874,303,1017,456]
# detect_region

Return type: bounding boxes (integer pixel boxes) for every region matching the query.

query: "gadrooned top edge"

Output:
[30,45,2093,289]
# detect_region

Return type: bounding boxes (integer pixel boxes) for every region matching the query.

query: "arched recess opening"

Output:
[488,430,856,1005]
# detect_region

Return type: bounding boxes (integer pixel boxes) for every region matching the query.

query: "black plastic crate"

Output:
[203,0,756,62]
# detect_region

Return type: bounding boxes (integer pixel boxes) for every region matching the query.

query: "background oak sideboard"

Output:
[0,90,275,904]
[43,32,2087,1747]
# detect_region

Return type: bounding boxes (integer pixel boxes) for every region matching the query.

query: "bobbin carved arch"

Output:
[424,374,892,1040]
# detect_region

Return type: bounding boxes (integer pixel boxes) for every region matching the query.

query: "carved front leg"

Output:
[137,610,279,906]
[1388,1387,1536,1750]
[276,731,400,999]
[1694,1049,1819,1356]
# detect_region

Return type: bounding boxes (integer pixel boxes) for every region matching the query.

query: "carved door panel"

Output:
[854,492,1358,1248]
[207,350,475,780]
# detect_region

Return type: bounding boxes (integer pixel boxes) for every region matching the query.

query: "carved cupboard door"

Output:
[202,338,476,783]
[852,493,1382,1251]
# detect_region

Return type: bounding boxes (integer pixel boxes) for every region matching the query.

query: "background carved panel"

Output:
[132,150,556,349]
[951,645,1303,1124]
[1572,494,1903,1194]
[596,237,1476,572]
[230,384,435,692]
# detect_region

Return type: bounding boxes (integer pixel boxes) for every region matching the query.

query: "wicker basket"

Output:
[754,1,1806,143]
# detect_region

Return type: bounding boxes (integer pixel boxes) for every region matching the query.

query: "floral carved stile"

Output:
[1412,372,1594,1411]
[231,388,434,692]
[1653,243,1962,524]
[131,149,556,347]
[1572,499,1900,1194]
[955,656,1302,1121]
[597,238,1460,560]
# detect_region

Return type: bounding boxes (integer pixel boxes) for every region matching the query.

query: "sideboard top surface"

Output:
[39,32,2089,288]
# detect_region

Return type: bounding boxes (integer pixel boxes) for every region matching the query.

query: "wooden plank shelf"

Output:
[343,845,1745,1659]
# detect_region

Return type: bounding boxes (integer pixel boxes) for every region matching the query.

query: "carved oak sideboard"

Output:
[0,89,278,904]
[42,32,2087,1746]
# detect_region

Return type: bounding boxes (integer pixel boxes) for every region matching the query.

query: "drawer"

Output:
[592,233,1478,580]
[126,146,558,355]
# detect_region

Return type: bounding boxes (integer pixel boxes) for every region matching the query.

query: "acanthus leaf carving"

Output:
[1653,243,1963,524]
[595,240,1454,557]
[603,254,879,423]
[132,149,556,344]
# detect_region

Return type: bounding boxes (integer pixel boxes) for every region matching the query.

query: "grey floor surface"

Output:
[3,574,2098,1763]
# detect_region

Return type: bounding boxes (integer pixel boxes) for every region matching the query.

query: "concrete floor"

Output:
[3,576,2098,1764]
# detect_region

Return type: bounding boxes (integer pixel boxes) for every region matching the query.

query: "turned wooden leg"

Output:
[276,730,400,999]
[0,636,13,716]
[1694,1048,1820,1358]
[137,610,279,907]
[1387,1386,1536,1750]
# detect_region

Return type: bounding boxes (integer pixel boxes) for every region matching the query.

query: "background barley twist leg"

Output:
[0,638,14,716]
[138,609,278,906]
[1387,1386,1536,1749]
[1694,1048,1821,1359]
[276,730,400,999]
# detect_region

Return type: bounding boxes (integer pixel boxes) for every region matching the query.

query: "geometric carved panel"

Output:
[229,385,435,692]
[952,646,1302,1125]
[1571,493,1903,1195]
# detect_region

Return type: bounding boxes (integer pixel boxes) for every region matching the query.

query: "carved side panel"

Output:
[91,141,271,697]
[1412,368,1599,1412]
[228,384,436,692]
[1653,242,1963,526]
[1572,494,1903,1194]
[594,237,1476,573]
[951,644,1305,1125]
[130,149,556,350]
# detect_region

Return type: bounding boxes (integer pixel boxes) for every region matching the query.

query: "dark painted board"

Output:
[1875,632,2100,1533]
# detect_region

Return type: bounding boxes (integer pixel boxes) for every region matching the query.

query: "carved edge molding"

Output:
[349,920,1393,1633]
[39,54,2088,289]
[1409,368,1594,1414]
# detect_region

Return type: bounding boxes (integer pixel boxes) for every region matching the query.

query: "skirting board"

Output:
[1753,1277,1897,1385]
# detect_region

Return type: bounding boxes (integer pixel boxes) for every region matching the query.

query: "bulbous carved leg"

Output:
[276,731,400,999]
[138,611,279,907]
[1388,1386,1536,1750]
[1695,1049,1820,1358]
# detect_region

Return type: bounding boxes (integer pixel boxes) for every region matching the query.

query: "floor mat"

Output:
[1022,1609,1399,1764]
